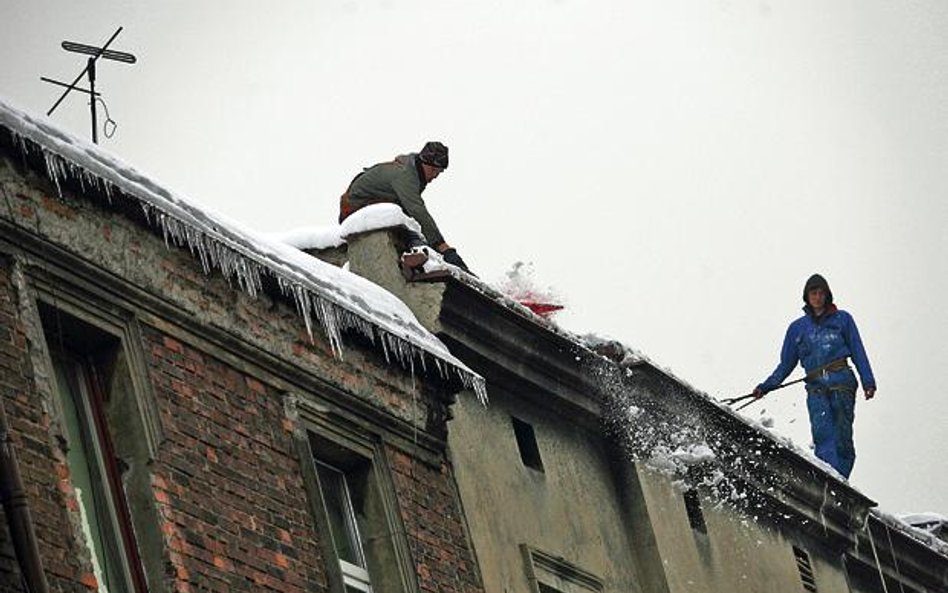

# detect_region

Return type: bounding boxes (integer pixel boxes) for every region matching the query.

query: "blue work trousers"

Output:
[806,390,856,478]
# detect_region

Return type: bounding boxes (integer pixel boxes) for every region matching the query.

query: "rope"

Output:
[92,97,117,139]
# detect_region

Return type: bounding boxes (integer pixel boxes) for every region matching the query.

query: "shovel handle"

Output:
[720,392,757,405]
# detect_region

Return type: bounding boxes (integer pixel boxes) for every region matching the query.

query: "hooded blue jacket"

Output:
[758,304,875,394]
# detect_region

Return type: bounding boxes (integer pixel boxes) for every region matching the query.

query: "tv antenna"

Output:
[41,27,137,144]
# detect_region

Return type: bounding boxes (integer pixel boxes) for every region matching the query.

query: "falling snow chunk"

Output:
[0,96,486,404]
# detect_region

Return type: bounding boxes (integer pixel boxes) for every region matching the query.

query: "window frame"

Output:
[294,401,420,593]
[520,544,604,593]
[23,272,166,593]
[313,457,372,590]
[40,301,153,593]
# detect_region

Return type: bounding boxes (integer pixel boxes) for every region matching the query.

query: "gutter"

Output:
[0,398,49,593]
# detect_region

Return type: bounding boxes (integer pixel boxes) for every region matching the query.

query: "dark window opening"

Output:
[792,545,817,592]
[683,489,707,534]
[511,417,544,472]
[39,303,147,593]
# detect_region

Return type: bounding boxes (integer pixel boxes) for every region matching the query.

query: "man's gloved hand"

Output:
[752,387,765,399]
[441,248,471,273]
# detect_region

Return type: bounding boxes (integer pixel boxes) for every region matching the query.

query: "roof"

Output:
[0,96,485,402]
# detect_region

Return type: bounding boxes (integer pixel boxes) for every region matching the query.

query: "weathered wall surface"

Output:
[144,327,327,592]
[634,466,852,593]
[0,154,482,593]
[447,386,643,593]
[386,446,482,593]
[0,258,91,592]
[0,155,446,426]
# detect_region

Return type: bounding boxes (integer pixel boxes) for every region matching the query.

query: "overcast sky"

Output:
[3,1,947,515]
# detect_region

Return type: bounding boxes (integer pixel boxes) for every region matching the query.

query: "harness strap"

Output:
[822,359,849,373]
[808,384,856,395]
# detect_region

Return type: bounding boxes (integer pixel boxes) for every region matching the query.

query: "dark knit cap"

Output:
[802,273,834,305]
[418,141,449,169]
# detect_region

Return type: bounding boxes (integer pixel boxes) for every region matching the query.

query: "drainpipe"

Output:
[0,398,49,593]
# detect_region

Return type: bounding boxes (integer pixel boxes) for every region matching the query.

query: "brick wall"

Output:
[0,258,93,593]
[387,448,482,593]
[0,154,483,592]
[145,327,328,593]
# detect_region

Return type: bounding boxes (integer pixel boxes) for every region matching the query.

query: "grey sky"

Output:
[3,1,947,514]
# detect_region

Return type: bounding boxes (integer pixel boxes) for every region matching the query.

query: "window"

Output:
[683,489,707,534]
[521,544,603,593]
[792,545,817,592]
[314,457,373,593]
[512,416,544,472]
[302,428,413,593]
[40,303,149,593]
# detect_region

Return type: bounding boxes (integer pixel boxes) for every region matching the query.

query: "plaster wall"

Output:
[635,468,851,593]
[448,387,643,593]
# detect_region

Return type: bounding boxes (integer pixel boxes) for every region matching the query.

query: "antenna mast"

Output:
[41,27,137,144]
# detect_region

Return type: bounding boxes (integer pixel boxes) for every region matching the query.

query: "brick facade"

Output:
[144,327,327,593]
[0,258,91,592]
[0,151,484,593]
[386,449,480,593]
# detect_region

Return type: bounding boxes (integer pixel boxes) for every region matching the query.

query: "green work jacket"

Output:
[347,154,445,246]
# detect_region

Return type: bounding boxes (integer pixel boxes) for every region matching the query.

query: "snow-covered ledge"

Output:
[274,205,450,333]
[269,204,418,268]
[0,98,486,403]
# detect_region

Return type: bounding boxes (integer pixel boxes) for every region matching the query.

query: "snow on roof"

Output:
[0,96,485,402]
[451,271,874,488]
[876,509,948,559]
[269,204,424,251]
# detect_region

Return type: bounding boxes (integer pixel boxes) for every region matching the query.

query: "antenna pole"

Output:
[47,27,122,117]
[43,27,136,144]
[88,58,98,144]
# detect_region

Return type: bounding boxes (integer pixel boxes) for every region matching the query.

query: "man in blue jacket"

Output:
[753,274,876,478]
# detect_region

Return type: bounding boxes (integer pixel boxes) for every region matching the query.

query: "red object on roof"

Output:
[520,301,564,318]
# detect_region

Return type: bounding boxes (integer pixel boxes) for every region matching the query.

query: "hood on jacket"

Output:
[803,273,835,317]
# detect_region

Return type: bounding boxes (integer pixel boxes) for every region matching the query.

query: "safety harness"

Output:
[805,358,855,395]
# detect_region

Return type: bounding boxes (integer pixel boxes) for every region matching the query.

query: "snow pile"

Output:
[339,204,423,240]
[0,96,485,402]
[268,226,346,251]
[581,333,647,368]
[898,512,948,545]
[900,512,948,531]
[268,204,424,251]
[875,510,948,558]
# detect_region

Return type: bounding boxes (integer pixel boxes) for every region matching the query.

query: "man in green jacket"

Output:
[339,141,470,272]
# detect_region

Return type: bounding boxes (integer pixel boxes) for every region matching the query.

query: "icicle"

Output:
[4,119,488,408]
[102,178,114,202]
[42,151,64,197]
[467,373,488,405]
[12,131,28,156]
